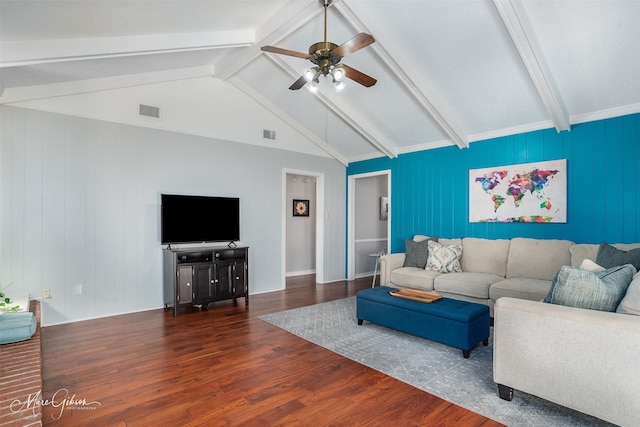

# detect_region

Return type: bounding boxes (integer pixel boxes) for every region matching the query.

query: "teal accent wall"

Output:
[348,113,640,253]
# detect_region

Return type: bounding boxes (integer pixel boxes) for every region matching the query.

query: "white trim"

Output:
[354,238,388,243]
[285,269,316,277]
[347,169,391,280]
[571,103,640,126]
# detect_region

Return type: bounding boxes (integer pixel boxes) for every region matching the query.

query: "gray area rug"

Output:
[259,297,614,427]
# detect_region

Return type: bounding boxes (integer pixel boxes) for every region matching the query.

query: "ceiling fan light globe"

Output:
[332,65,346,82]
[303,68,316,82]
[308,80,319,93]
[334,81,345,92]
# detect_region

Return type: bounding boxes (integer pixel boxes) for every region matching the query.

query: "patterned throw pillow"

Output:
[426,240,462,273]
[545,265,635,312]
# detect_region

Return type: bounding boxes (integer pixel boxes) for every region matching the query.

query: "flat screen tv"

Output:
[161,194,240,245]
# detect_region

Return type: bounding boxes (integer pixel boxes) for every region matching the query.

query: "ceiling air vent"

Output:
[263,129,276,140]
[139,104,160,119]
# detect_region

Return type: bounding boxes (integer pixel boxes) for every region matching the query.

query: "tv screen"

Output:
[161,194,240,244]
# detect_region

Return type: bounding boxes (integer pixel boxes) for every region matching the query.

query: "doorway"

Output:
[347,170,391,281]
[282,169,325,288]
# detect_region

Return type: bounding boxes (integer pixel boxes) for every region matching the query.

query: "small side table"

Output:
[368,252,385,288]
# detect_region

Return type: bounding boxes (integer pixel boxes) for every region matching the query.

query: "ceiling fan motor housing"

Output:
[309,42,341,74]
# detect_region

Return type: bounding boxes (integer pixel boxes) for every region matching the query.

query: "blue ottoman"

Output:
[356,286,490,358]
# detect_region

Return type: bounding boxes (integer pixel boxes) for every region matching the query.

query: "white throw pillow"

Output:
[579,259,606,272]
[426,240,462,273]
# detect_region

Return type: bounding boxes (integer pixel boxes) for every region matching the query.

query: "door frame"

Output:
[282,168,325,288]
[347,170,391,280]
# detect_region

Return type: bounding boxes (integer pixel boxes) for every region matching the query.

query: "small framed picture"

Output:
[380,196,389,220]
[293,199,310,217]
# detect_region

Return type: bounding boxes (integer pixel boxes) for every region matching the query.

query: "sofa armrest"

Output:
[379,253,405,286]
[493,297,640,426]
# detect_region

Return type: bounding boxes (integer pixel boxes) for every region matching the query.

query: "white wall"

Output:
[0,105,346,325]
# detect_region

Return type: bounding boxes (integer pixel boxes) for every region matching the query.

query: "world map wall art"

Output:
[469,159,567,223]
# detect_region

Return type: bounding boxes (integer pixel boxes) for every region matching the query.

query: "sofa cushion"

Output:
[596,242,640,270]
[490,277,552,302]
[506,237,573,281]
[617,272,640,316]
[545,265,635,312]
[438,237,462,246]
[460,237,509,277]
[435,272,503,299]
[403,237,437,268]
[390,267,441,291]
[426,240,462,273]
[570,243,599,267]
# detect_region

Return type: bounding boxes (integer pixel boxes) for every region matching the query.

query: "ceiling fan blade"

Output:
[261,46,310,59]
[342,64,377,87]
[332,33,375,57]
[289,75,308,91]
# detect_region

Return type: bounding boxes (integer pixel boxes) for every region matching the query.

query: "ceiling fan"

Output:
[261,0,377,91]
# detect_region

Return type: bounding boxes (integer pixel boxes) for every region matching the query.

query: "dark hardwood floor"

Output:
[41,276,503,426]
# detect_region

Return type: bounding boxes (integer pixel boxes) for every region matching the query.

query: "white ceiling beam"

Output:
[1,31,254,68]
[0,66,214,104]
[268,55,397,159]
[215,1,321,81]
[228,76,349,166]
[336,0,469,149]
[493,0,570,132]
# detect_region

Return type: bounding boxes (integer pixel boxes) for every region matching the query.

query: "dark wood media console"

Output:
[163,246,248,316]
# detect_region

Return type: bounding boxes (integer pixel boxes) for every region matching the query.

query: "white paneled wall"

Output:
[0,106,346,325]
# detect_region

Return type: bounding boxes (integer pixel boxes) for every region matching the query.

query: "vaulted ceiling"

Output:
[2,0,640,165]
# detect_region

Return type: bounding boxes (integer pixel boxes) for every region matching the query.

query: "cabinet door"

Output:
[214,261,234,300]
[233,261,247,297]
[177,265,193,304]
[193,264,213,303]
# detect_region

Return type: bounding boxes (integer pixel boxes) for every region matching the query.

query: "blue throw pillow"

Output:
[545,265,635,312]
[0,312,36,344]
[403,237,437,268]
[596,242,640,270]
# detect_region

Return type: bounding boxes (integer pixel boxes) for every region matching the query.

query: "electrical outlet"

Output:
[42,288,50,299]
[74,284,83,295]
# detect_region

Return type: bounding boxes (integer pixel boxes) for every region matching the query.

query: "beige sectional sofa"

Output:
[379,236,574,316]
[380,235,640,425]
[493,296,640,426]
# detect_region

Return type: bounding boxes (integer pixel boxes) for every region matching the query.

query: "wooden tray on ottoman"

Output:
[390,288,443,303]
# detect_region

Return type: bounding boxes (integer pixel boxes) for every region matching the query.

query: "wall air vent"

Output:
[263,129,276,140]
[139,104,160,119]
